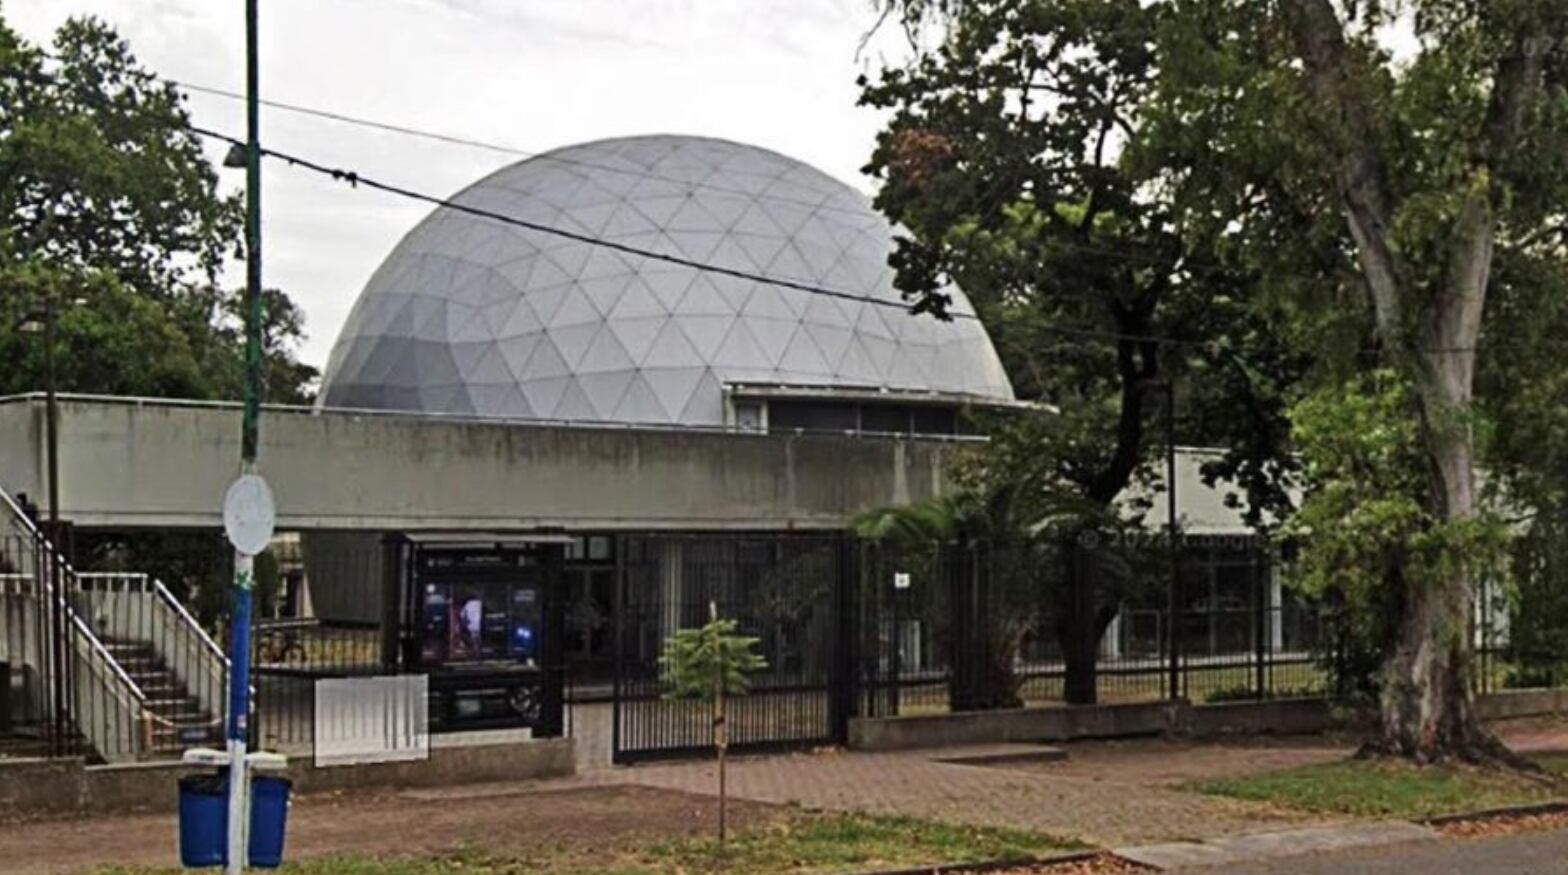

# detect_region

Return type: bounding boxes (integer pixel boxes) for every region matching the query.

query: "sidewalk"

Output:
[597,741,1338,846]
[3,717,1564,873]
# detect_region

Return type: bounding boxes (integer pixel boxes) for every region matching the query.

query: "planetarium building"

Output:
[320,134,1015,434]
[277,135,1021,758]
[0,135,1028,764]
[0,135,1275,768]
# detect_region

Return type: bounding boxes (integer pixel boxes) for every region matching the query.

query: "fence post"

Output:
[829,532,858,743]
[611,534,625,762]
[1253,548,1266,700]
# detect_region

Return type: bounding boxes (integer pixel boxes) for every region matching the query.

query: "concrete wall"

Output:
[0,736,575,820]
[0,396,955,531]
[849,702,1179,750]
[848,691,1563,752]
[0,402,40,512]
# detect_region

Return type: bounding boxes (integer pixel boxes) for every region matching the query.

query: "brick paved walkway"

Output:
[601,743,1333,846]
[583,717,1568,846]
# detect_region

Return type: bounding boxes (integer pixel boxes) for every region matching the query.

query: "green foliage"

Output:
[659,615,767,701]
[856,3,1305,709]
[855,410,1162,708]
[0,12,316,404]
[858,0,1289,511]
[1282,371,1512,698]
[1285,371,1511,604]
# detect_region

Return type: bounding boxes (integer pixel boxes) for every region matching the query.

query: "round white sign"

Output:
[223,474,276,556]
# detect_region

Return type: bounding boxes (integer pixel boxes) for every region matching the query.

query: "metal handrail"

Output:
[0,573,33,595]
[154,578,229,667]
[67,611,147,704]
[75,572,151,592]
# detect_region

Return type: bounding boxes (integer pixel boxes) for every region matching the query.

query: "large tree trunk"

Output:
[1059,540,1111,705]
[1377,352,1507,762]
[1378,560,1486,760]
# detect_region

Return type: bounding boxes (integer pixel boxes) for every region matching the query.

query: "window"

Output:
[861,404,911,434]
[768,400,858,432]
[911,406,957,435]
[734,401,764,431]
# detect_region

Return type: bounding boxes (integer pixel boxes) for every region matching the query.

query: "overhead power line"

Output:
[27,52,1540,357]
[188,125,999,325]
[190,125,1529,357]
[170,79,1285,287]
[172,78,883,221]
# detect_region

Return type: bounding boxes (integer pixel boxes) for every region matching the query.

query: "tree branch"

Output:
[1284,0,1406,339]
[1428,28,1551,389]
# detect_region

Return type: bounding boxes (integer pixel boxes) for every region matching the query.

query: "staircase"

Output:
[101,638,223,755]
[1,487,230,763]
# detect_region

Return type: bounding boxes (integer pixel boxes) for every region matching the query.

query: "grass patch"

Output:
[1190,758,1568,819]
[643,812,1075,873]
[98,812,1077,875]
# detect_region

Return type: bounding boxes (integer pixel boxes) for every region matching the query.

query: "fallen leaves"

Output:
[1438,808,1568,839]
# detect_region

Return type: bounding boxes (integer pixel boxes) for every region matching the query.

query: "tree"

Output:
[659,604,767,844]
[856,416,1151,709]
[1155,0,1566,763]
[857,0,1280,703]
[874,0,1568,764]
[0,12,317,404]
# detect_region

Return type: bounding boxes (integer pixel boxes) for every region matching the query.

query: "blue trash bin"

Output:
[247,775,291,868]
[177,773,227,868]
[177,770,291,868]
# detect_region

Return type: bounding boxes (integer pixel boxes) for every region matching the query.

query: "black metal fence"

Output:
[611,533,851,762]
[855,540,1331,720]
[8,520,1558,767]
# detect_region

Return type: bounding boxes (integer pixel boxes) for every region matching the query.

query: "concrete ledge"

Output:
[1477,688,1568,720]
[848,701,1177,751]
[0,737,575,820]
[1177,697,1340,737]
[291,736,574,795]
[850,690,1557,753]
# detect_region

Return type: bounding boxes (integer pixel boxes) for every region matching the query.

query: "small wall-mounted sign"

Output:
[893,572,912,590]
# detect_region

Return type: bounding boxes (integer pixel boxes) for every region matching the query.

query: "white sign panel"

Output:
[222,474,276,556]
[893,572,912,590]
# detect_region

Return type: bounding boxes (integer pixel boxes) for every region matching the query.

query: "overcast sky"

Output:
[11,0,909,370]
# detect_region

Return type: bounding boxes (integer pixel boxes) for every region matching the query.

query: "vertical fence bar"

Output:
[1253,549,1266,700]
[1165,376,1180,703]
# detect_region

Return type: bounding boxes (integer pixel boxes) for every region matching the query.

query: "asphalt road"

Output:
[1178,829,1568,874]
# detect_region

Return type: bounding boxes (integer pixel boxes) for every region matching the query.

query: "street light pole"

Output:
[1164,372,1180,703]
[43,294,65,755]
[224,1,263,871]
[42,295,58,533]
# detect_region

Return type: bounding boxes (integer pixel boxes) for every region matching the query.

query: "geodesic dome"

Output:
[320,134,1013,426]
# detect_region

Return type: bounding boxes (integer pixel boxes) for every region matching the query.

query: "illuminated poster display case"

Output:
[390,535,566,735]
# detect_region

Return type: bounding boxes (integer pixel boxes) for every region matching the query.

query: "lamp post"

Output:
[16,298,60,533]
[17,297,64,754]
[217,2,267,871]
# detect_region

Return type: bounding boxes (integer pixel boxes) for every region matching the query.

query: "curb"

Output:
[856,849,1107,874]
[1421,799,1568,827]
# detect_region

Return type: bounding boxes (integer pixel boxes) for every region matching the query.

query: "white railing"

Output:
[313,675,429,767]
[1,486,156,761]
[0,391,992,444]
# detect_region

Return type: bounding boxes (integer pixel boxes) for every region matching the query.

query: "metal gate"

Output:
[610,533,854,763]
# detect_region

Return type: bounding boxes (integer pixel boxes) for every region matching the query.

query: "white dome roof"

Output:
[320,134,1014,425]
